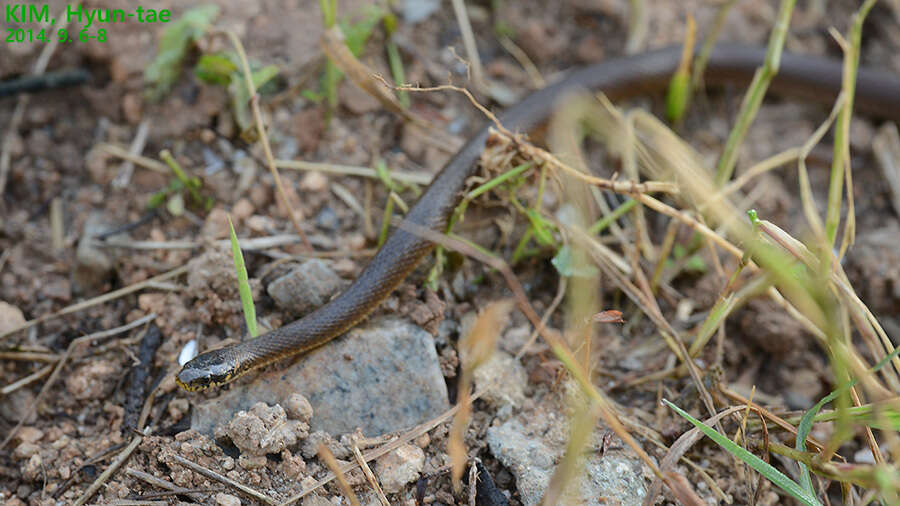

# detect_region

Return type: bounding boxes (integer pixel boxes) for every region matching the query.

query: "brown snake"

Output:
[176,44,900,391]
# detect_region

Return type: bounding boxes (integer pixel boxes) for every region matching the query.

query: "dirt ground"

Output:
[2,0,900,505]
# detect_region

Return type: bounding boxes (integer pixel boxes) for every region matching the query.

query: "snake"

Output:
[176,44,900,391]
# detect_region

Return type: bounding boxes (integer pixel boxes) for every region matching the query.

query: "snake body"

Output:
[176,44,900,391]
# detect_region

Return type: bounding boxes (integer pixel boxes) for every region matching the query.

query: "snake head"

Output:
[176,350,238,391]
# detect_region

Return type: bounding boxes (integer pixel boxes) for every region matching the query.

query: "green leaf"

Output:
[229,64,281,131]
[228,216,258,338]
[194,52,238,85]
[663,399,822,506]
[665,69,690,123]
[144,4,219,101]
[339,5,385,56]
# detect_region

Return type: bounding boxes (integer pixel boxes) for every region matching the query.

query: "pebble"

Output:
[266,259,344,316]
[473,351,527,409]
[285,393,314,423]
[215,492,242,506]
[300,171,328,192]
[375,444,425,493]
[314,206,340,232]
[16,427,43,444]
[0,301,26,334]
[232,198,255,221]
[13,442,40,459]
[487,416,648,505]
[192,317,449,437]
[65,360,117,400]
[23,454,41,481]
[201,208,231,239]
[218,401,309,456]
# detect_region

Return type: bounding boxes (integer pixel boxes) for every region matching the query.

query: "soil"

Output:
[2,0,899,505]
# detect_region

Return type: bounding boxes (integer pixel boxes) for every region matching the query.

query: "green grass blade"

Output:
[663,399,821,506]
[228,216,258,338]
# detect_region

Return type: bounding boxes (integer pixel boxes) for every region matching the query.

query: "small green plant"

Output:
[144,5,219,101]
[228,216,258,338]
[147,150,214,213]
[664,399,822,506]
[194,51,281,134]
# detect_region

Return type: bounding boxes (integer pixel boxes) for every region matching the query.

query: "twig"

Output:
[171,454,278,505]
[218,29,311,250]
[0,314,157,449]
[0,266,187,341]
[317,445,361,506]
[1,364,53,395]
[449,0,485,90]
[97,143,169,173]
[0,68,90,97]
[112,119,153,188]
[276,159,432,185]
[125,468,206,502]
[351,444,389,506]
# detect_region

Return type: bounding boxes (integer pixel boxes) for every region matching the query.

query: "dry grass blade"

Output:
[1,313,156,449]
[217,29,311,250]
[125,468,205,502]
[276,159,432,185]
[171,454,277,505]
[541,401,598,505]
[643,405,744,506]
[0,265,187,341]
[351,444,389,506]
[451,300,514,488]
[318,444,361,506]
[98,142,169,173]
[449,0,485,89]
[389,216,703,498]
[74,428,149,506]
[1,364,53,395]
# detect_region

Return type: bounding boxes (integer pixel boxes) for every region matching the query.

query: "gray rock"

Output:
[473,351,527,409]
[267,259,344,316]
[487,417,648,506]
[192,317,449,437]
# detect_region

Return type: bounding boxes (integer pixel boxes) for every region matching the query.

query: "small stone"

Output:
[301,496,332,506]
[285,393,314,423]
[13,442,40,459]
[221,456,235,471]
[267,259,343,316]
[238,454,268,470]
[168,398,190,422]
[300,171,328,192]
[0,301,26,335]
[201,208,231,239]
[65,360,117,400]
[16,427,43,444]
[232,198,255,221]
[314,206,340,232]
[191,318,449,438]
[473,351,527,408]
[301,430,347,460]
[281,449,307,479]
[122,93,143,124]
[375,444,425,493]
[41,277,71,301]
[215,493,242,506]
[23,454,41,481]
[221,401,308,456]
